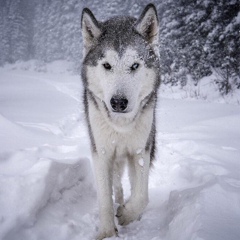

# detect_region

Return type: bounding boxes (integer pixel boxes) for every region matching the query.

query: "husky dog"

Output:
[81,4,160,239]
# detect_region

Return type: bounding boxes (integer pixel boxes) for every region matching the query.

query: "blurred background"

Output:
[0,0,239,94]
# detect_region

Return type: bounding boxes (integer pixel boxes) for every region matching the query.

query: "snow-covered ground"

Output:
[0,61,240,240]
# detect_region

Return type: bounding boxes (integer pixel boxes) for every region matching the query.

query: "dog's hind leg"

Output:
[117,152,150,226]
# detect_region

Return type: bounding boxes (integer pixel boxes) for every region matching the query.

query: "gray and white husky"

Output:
[81,4,160,239]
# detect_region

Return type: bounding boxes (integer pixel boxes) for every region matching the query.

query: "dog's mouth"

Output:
[106,91,155,121]
[109,92,154,113]
[87,88,154,126]
[105,102,133,119]
[101,98,135,128]
[94,91,155,132]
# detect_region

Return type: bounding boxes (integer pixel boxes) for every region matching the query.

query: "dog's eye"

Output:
[130,63,139,71]
[103,62,112,70]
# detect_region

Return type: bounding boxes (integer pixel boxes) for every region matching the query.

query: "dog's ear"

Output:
[81,8,101,50]
[136,4,159,44]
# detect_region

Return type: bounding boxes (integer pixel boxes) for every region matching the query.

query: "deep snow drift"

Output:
[0,61,240,240]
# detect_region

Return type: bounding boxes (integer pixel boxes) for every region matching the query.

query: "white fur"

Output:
[87,48,156,132]
[88,93,153,238]
[86,48,155,239]
[81,5,159,239]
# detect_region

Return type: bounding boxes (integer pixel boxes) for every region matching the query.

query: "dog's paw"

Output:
[116,204,141,226]
[96,227,118,240]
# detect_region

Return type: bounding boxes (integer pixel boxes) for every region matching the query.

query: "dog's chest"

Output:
[99,122,150,159]
[88,99,153,157]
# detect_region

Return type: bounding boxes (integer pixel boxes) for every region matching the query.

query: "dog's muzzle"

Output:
[110,95,128,113]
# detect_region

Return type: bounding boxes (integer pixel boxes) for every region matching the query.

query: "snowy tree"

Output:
[0,1,10,65]
[45,1,63,61]
[0,0,30,64]
[205,0,240,94]
[60,0,82,63]
[159,0,213,86]
[33,0,51,61]
[159,0,239,90]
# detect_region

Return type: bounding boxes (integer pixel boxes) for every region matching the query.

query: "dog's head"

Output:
[81,4,160,130]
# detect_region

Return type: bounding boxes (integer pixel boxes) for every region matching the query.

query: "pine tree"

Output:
[8,0,29,62]
[33,0,49,61]
[60,0,82,63]
[205,0,240,94]
[0,1,10,65]
[45,0,63,61]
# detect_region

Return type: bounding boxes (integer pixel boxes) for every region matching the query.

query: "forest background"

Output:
[0,0,239,95]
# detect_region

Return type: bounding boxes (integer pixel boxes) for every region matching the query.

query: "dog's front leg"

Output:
[117,151,150,226]
[93,153,118,239]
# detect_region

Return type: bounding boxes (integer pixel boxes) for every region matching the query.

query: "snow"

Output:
[160,74,240,105]
[136,148,142,155]
[138,158,144,167]
[0,61,240,240]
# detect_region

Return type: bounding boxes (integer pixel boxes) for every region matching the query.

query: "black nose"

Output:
[110,96,128,112]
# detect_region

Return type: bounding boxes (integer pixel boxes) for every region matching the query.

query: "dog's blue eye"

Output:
[103,62,112,70]
[130,63,139,71]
